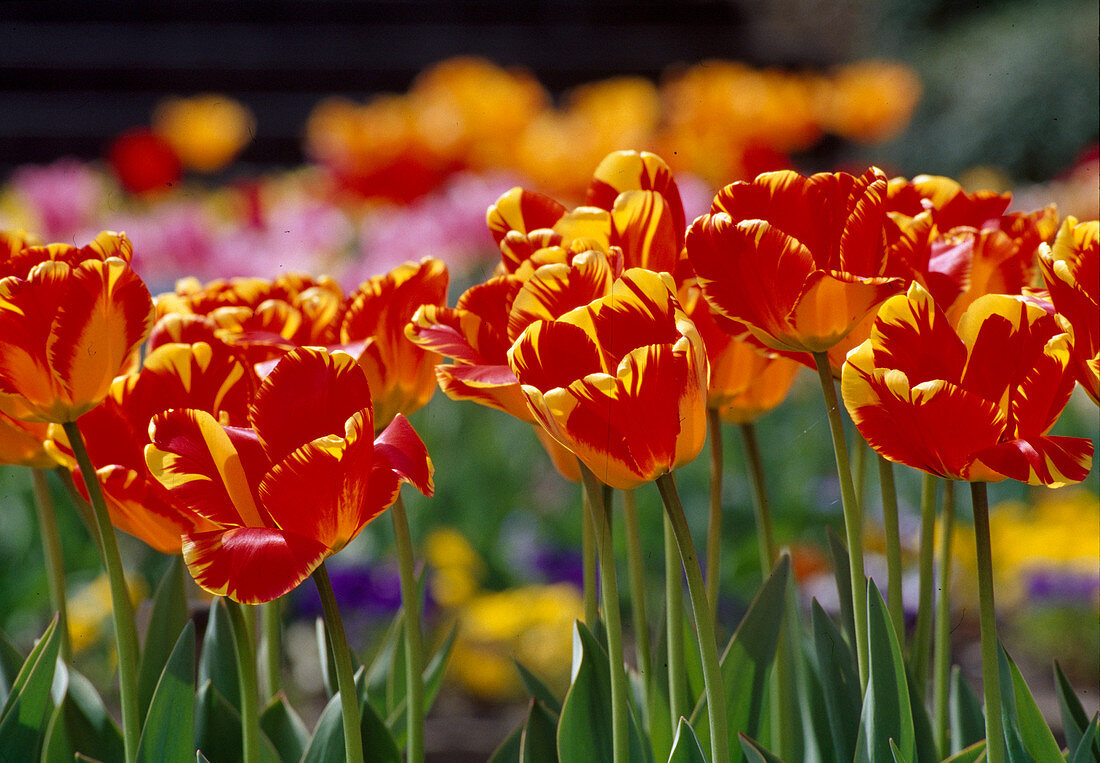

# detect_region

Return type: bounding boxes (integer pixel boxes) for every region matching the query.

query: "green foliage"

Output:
[138,555,189,722]
[259,692,310,763]
[950,666,987,754]
[198,598,239,710]
[668,717,708,763]
[41,666,124,763]
[137,621,194,763]
[998,644,1064,762]
[519,697,558,763]
[0,614,60,760]
[854,584,914,763]
[812,599,861,763]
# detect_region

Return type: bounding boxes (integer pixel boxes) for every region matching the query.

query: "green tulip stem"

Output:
[706,408,723,618]
[656,473,729,763]
[664,512,687,725]
[878,456,905,641]
[62,420,141,763]
[811,352,868,690]
[579,466,631,763]
[224,599,260,763]
[260,599,282,698]
[622,489,652,688]
[31,468,71,662]
[933,479,955,757]
[391,494,425,763]
[312,562,365,763]
[582,487,600,627]
[970,482,1004,763]
[911,472,938,691]
[740,422,777,576]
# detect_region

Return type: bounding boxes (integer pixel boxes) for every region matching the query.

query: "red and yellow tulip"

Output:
[0,411,55,468]
[842,282,1093,486]
[507,268,708,490]
[145,347,433,603]
[0,231,154,423]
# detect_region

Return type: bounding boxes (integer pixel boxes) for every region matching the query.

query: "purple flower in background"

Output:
[1024,568,1100,604]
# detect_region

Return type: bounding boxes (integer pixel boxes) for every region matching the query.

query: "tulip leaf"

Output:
[317,616,364,703]
[853,582,914,763]
[364,612,402,714]
[302,667,400,763]
[41,666,124,763]
[905,666,938,763]
[668,717,707,763]
[737,732,784,763]
[556,621,650,763]
[386,620,458,746]
[682,611,704,710]
[259,692,310,763]
[138,556,189,722]
[826,526,857,648]
[514,659,562,715]
[194,679,281,763]
[488,720,523,763]
[690,555,790,761]
[1069,714,1099,763]
[1054,661,1094,757]
[199,598,239,709]
[0,614,60,761]
[137,620,195,763]
[998,644,1062,762]
[800,638,837,761]
[890,738,912,763]
[811,599,860,763]
[519,697,558,763]
[0,627,25,708]
[949,666,986,754]
[940,739,986,763]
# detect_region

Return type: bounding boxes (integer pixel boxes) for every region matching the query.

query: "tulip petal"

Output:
[586,150,686,241]
[608,190,681,272]
[182,527,329,604]
[506,252,615,342]
[434,363,531,420]
[374,413,434,496]
[868,284,966,385]
[970,436,1093,487]
[96,465,215,555]
[509,320,604,394]
[487,187,567,245]
[405,305,485,365]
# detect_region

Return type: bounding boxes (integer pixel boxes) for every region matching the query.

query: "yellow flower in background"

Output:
[153,94,256,173]
[817,61,922,143]
[425,527,486,608]
[67,573,147,656]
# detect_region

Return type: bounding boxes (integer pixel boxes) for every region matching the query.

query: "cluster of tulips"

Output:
[0,148,1096,763]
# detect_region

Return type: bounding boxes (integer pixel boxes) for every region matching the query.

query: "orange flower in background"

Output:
[508,268,708,490]
[0,411,55,468]
[47,341,253,554]
[338,258,449,426]
[0,231,154,423]
[145,347,433,603]
[842,282,1093,486]
[686,167,906,354]
[153,94,256,173]
[819,61,922,143]
[1039,217,1099,403]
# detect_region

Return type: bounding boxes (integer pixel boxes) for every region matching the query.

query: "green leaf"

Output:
[41,667,124,763]
[825,526,856,649]
[488,721,523,763]
[519,698,558,763]
[301,667,401,763]
[668,717,707,763]
[890,738,912,763]
[941,739,986,763]
[738,732,785,763]
[0,628,25,707]
[515,659,562,715]
[905,667,938,763]
[853,582,914,763]
[198,599,239,709]
[316,616,365,704]
[690,555,790,761]
[556,621,650,763]
[811,599,860,763]
[364,611,403,714]
[0,615,60,761]
[138,556,189,722]
[259,692,310,763]
[950,666,986,754]
[137,620,195,763]
[998,644,1063,762]
[1054,661,1092,756]
[682,610,704,711]
[800,636,837,762]
[1069,714,1099,763]
[193,680,281,763]
[386,621,458,746]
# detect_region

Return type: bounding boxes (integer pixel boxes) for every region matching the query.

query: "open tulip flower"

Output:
[842,282,1093,486]
[0,410,56,468]
[686,167,907,354]
[507,267,708,490]
[0,230,154,423]
[47,340,253,553]
[145,346,433,604]
[1038,217,1098,403]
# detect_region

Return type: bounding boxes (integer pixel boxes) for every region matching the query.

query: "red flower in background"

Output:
[108,127,183,195]
[145,347,433,603]
[842,282,1092,486]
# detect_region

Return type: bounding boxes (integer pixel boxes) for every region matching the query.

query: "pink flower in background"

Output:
[8,159,105,240]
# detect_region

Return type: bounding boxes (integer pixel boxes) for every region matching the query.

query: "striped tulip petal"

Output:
[608,190,681,272]
[971,436,1094,487]
[405,305,485,365]
[97,465,218,554]
[374,413,434,496]
[487,187,567,246]
[182,527,329,604]
[433,363,530,420]
[586,150,686,242]
[506,250,615,342]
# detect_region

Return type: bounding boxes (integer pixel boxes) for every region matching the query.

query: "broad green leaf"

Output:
[998,644,1062,762]
[905,667,938,763]
[386,621,459,746]
[668,717,707,763]
[194,680,281,763]
[519,698,558,763]
[301,668,401,763]
[138,556,189,722]
[1069,714,1099,763]
[556,621,650,763]
[682,611,704,710]
[364,613,402,714]
[811,600,860,763]
[950,666,986,754]
[0,627,25,707]
[198,599,239,709]
[0,615,60,761]
[853,583,914,763]
[690,556,790,761]
[515,659,562,715]
[1054,661,1093,756]
[317,616,365,703]
[645,610,674,763]
[259,692,310,763]
[137,620,195,763]
[738,732,785,763]
[825,526,856,648]
[488,721,523,763]
[800,636,837,763]
[197,753,212,763]
[41,667,124,763]
[942,739,986,763]
[890,738,912,763]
